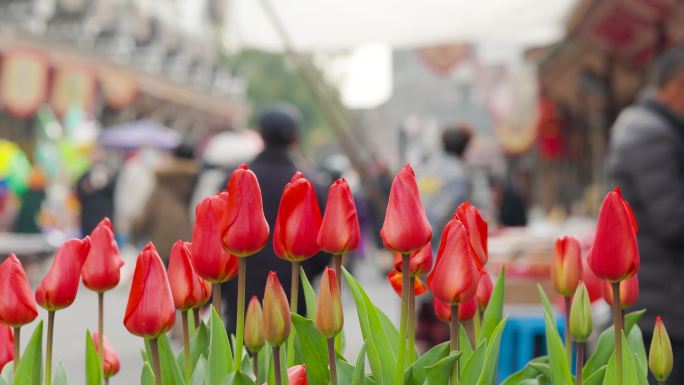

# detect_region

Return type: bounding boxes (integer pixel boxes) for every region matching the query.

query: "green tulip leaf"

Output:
[219,372,256,385]
[582,365,606,385]
[141,362,156,385]
[299,267,318,320]
[479,266,505,344]
[500,356,549,385]
[376,306,400,357]
[476,317,508,385]
[85,330,102,385]
[460,339,487,385]
[425,351,460,385]
[626,326,647,376]
[537,286,572,385]
[12,321,42,385]
[0,376,7,385]
[291,314,329,385]
[351,343,367,385]
[53,363,67,385]
[600,332,641,385]
[207,307,233,385]
[459,324,474,365]
[190,357,207,385]
[403,341,449,385]
[2,362,13,384]
[154,334,184,385]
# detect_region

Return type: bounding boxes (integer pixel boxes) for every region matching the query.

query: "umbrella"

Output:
[98,120,182,150]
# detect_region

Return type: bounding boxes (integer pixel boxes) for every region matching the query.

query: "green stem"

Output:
[612,281,623,385]
[450,304,460,385]
[12,327,19,373]
[193,308,200,329]
[98,292,105,377]
[334,254,343,290]
[46,311,55,385]
[273,346,283,385]
[564,296,572,362]
[575,342,585,385]
[473,309,481,343]
[213,283,222,318]
[253,353,259,381]
[286,261,300,366]
[182,311,191,381]
[395,254,410,385]
[327,338,338,385]
[149,337,163,385]
[234,258,247,370]
[407,277,416,365]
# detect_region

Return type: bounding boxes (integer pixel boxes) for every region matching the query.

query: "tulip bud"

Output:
[261,272,291,346]
[380,164,432,254]
[588,187,639,282]
[0,324,13,372]
[82,218,125,293]
[221,164,270,257]
[167,241,212,311]
[245,296,265,353]
[36,237,91,311]
[124,243,176,338]
[393,244,433,277]
[317,178,361,255]
[454,201,488,267]
[476,270,493,311]
[262,365,308,385]
[569,283,592,342]
[601,274,639,308]
[0,254,38,327]
[315,268,344,339]
[192,194,239,283]
[434,296,477,323]
[649,316,673,383]
[551,236,582,297]
[92,331,121,378]
[387,270,426,298]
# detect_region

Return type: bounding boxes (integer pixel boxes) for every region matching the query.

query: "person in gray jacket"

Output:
[606,45,684,383]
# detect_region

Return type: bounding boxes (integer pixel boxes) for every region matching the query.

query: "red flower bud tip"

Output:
[92,331,121,378]
[124,243,176,338]
[380,164,432,254]
[273,173,322,262]
[588,187,639,282]
[82,218,124,293]
[434,296,477,323]
[601,274,639,308]
[192,193,238,283]
[168,241,212,311]
[427,218,480,305]
[551,236,582,297]
[476,270,493,311]
[386,270,426,297]
[454,201,488,267]
[261,272,291,346]
[245,296,265,353]
[317,178,361,255]
[221,164,270,257]
[36,237,91,311]
[262,365,308,385]
[315,268,344,338]
[0,254,38,327]
[392,243,433,277]
[0,324,13,372]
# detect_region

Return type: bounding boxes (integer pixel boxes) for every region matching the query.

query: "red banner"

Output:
[100,70,138,110]
[50,63,97,117]
[0,49,49,118]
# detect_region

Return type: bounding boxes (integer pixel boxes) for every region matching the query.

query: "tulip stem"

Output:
[98,292,105,376]
[657,381,666,385]
[287,261,300,366]
[46,311,55,385]
[450,304,460,385]
[575,342,585,385]
[234,258,247,370]
[612,281,623,385]
[407,278,416,365]
[253,353,259,381]
[564,296,572,362]
[395,254,410,385]
[182,311,191,381]
[327,338,339,385]
[273,346,283,385]
[334,254,342,290]
[12,327,19,373]
[473,310,481,343]
[149,337,163,385]
[212,283,222,319]
[193,308,200,329]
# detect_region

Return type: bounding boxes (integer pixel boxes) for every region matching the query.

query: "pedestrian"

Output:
[76,147,118,236]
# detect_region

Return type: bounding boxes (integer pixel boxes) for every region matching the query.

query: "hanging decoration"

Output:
[50,63,97,118]
[100,69,138,110]
[416,44,471,76]
[0,49,49,119]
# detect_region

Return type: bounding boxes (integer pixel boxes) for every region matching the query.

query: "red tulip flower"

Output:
[82,218,125,292]
[0,254,38,327]
[273,173,323,262]
[387,270,426,297]
[581,257,604,303]
[36,237,91,311]
[602,274,639,308]
[124,243,176,338]
[427,219,480,305]
[92,331,121,378]
[393,244,433,277]
[434,296,477,322]
[0,325,13,371]
[192,193,238,283]
[380,164,432,254]
[262,365,308,385]
[317,178,361,255]
[476,270,494,311]
[221,164,270,257]
[454,202,488,267]
[588,187,639,282]
[167,241,212,311]
[551,236,583,297]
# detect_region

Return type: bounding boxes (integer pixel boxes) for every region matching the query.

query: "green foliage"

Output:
[479,267,505,343]
[13,321,42,385]
[476,318,508,385]
[537,285,573,385]
[190,357,207,385]
[52,363,67,385]
[425,351,460,385]
[291,314,329,385]
[141,363,156,385]
[85,330,102,385]
[207,307,234,385]
[403,342,449,385]
[299,267,318,320]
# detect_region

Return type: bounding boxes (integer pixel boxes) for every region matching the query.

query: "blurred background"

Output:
[0,0,682,383]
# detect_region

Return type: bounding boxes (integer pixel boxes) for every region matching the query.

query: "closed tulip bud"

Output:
[124,243,176,338]
[588,187,639,282]
[601,274,639,308]
[262,365,308,385]
[92,331,121,378]
[317,178,361,254]
[434,296,477,323]
[193,193,239,283]
[0,254,38,327]
[0,325,13,371]
[393,244,433,277]
[315,268,343,338]
[82,218,125,292]
[569,283,592,342]
[167,241,212,311]
[476,270,493,311]
[245,296,265,353]
[387,270,426,297]
[427,219,480,305]
[454,202,488,267]
[261,272,291,346]
[380,164,432,254]
[551,236,582,297]
[649,316,673,383]
[274,173,323,262]
[221,164,270,257]
[36,237,91,311]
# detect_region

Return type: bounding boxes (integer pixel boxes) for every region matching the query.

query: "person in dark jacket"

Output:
[76,149,117,236]
[222,104,329,335]
[606,45,684,384]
